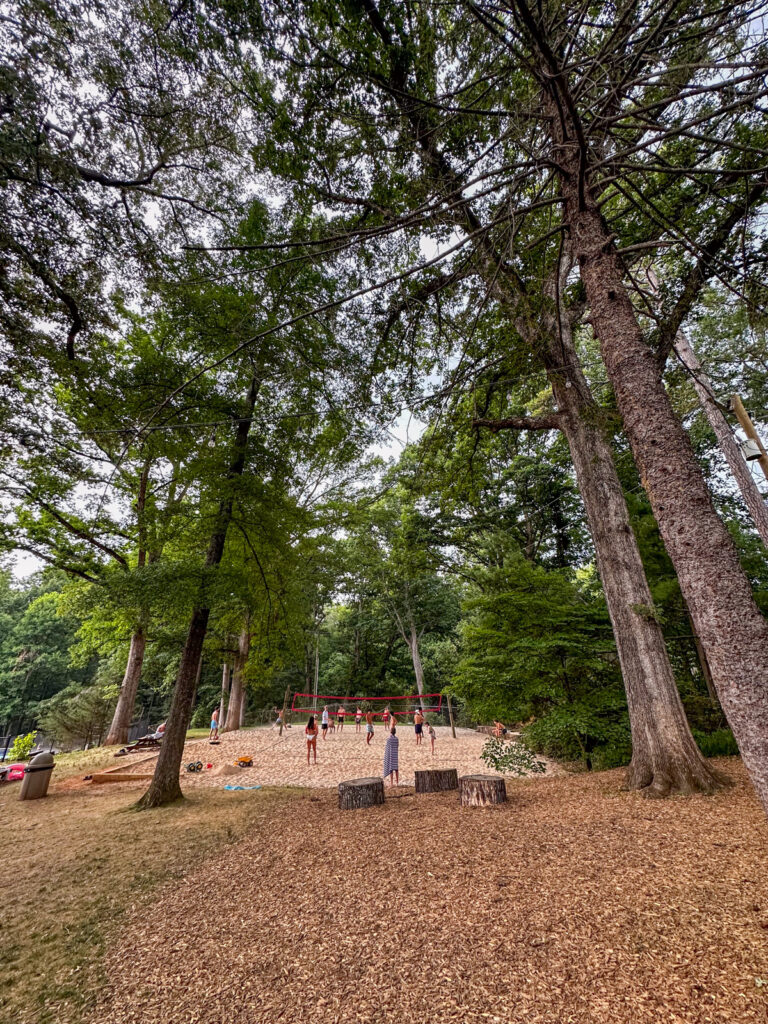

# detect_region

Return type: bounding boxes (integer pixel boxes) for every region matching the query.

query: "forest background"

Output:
[2,0,768,788]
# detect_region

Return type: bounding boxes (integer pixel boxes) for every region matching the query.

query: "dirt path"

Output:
[167,724,559,790]
[91,760,768,1024]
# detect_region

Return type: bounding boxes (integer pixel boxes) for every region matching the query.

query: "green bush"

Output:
[8,731,36,761]
[693,728,739,758]
[681,694,727,733]
[191,703,214,728]
[480,736,547,777]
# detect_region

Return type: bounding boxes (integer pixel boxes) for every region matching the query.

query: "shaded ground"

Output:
[87,760,768,1024]
[0,778,300,1024]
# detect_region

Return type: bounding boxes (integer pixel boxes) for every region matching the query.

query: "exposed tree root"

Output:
[623,758,731,798]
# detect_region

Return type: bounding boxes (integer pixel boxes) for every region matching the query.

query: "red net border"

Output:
[291,693,443,718]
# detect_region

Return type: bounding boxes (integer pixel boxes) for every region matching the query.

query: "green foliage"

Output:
[453,539,630,771]
[8,731,36,761]
[38,685,116,750]
[480,736,546,777]
[693,728,740,758]
[1,1,764,782]
[0,570,96,729]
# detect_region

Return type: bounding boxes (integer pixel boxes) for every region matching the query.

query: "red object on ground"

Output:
[1,763,26,782]
[205,763,213,769]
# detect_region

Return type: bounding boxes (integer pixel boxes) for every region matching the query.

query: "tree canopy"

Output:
[2,0,767,811]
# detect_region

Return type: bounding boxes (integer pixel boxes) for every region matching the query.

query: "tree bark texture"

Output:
[136,379,258,809]
[561,179,768,814]
[222,627,250,734]
[487,272,723,796]
[136,608,211,806]
[415,768,458,793]
[105,626,146,746]
[338,776,385,809]
[278,685,291,737]
[105,460,154,748]
[660,299,768,548]
[408,620,426,710]
[447,693,457,738]
[547,326,724,796]
[459,775,507,806]
[219,661,230,730]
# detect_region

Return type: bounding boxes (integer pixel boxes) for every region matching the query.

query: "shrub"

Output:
[191,704,213,728]
[693,728,739,758]
[8,731,36,761]
[481,736,547,777]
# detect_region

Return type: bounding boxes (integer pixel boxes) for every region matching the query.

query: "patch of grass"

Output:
[0,780,299,1024]
[38,745,124,782]
[16,729,214,784]
[693,727,740,758]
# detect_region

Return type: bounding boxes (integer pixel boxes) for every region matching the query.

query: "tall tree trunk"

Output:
[313,632,320,711]
[105,626,147,746]
[219,661,230,729]
[646,270,768,549]
[136,379,258,809]
[351,595,361,689]
[562,179,768,814]
[105,460,154,747]
[137,608,210,807]
[221,628,250,734]
[680,603,719,706]
[278,684,290,736]
[552,350,723,794]
[486,262,722,794]
[407,617,426,711]
[305,642,312,693]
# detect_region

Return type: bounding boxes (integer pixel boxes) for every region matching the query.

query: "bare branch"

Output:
[472,413,563,431]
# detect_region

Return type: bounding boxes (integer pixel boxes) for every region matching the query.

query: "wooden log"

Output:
[415,768,459,793]
[459,774,507,807]
[92,752,159,784]
[92,771,156,784]
[338,776,385,810]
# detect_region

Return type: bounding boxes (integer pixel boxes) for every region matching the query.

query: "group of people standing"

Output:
[303,704,437,782]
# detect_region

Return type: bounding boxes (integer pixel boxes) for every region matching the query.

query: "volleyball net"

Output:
[290,692,443,718]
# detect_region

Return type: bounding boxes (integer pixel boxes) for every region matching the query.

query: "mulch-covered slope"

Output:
[92,760,768,1024]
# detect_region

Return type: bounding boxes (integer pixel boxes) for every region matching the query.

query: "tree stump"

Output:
[338,776,385,810]
[459,774,507,807]
[415,768,459,793]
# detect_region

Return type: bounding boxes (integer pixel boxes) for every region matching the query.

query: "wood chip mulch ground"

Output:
[90,759,768,1024]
